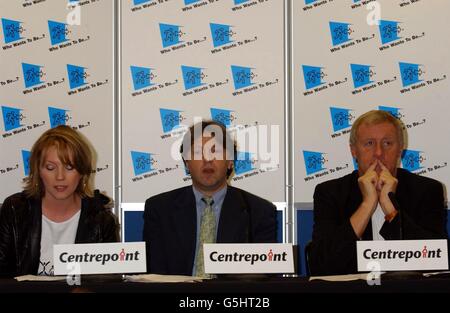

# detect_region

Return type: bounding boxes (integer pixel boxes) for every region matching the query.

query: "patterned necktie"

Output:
[195,196,216,277]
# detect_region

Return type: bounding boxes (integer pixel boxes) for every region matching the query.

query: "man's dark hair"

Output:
[180,120,237,178]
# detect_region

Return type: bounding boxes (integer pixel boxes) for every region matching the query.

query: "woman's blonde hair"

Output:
[24,125,94,198]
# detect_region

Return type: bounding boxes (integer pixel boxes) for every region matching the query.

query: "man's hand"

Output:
[357,161,379,212]
[352,161,398,238]
[352,162,379,238]
[377,161,398,216]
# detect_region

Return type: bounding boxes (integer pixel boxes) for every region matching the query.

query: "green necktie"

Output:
[195,197,216,278]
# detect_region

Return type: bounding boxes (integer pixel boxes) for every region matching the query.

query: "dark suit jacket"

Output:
[143,185,277,275]
[310,168,448,276]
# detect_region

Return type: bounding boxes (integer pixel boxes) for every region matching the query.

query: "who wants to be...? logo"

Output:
[302,65,326,90]
[159,23,184,48]
[231,65,256,90]
[350,64,375,88]
[133,0,153,5]
[379,20,402,45]
[329,21,353,46]
[2,18,25,44]
[210,23,234,47]
[22,150,31,176]
[399,62,424,87]
[2,106,24,132]
[22,63,45,88]
[378,106,404,120]
[303,150,327,175]
[48,107,70,128]
[210,108,235,128]
[67,64,89,89]
[234,152,255,175]
[330,107,354,132]
[159,108,184,133]
[401,149,425,172]
[131,151,156,176]
[130,66,155,90]
[48,20,70,45]
[181,65,206,90]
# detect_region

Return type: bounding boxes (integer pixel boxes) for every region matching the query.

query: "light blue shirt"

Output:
[191,185,227,276]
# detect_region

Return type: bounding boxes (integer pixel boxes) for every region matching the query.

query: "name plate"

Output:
[54,242,146,275]
[203,243,294,274]
[357,240,448,272]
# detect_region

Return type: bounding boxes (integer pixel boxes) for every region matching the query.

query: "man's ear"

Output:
[184,159,191,175]
[226,160,234,178]
[350,145,357,160]
[397,148,403,160]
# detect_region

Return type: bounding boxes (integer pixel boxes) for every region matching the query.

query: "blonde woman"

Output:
[0,125,119,277]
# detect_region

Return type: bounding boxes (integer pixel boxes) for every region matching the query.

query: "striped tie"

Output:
[195,197,216,277]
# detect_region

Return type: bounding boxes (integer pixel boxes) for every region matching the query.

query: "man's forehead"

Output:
[355,122,399,141]
[357,122,396,134]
